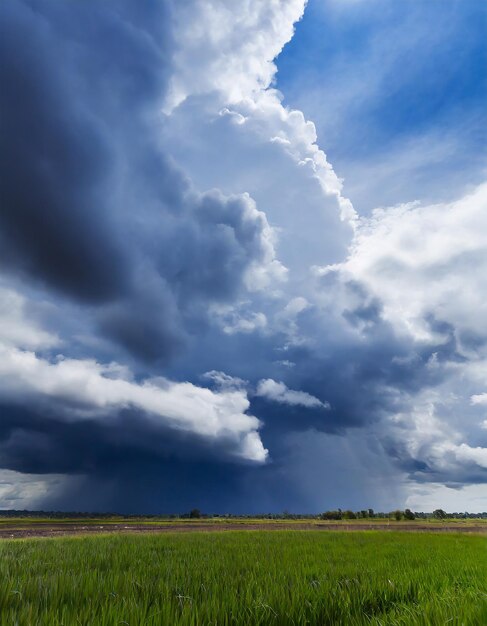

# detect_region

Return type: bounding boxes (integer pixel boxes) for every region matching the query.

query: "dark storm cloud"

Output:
[1,0,485,513]
[0,402,252,476]
[0,0,281,508]
[0,400,268,514]
[0,0,168,301]
[0,0,276,364]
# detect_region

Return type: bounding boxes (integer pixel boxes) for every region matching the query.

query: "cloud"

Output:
[202,370,248,391]
[0,0,360,512]
[0,0,284,366]
[166,0,356,229]
[319,185,487,487]
[0,283,59,350]
[163,0,356,286]
[0,0,295,504]
[0,343,267,462]
[1,0,486,513]
[0,470,65,511]
[256,379,329,409]
[165,0,307,110]
[0,0,147,302]
[334,183,487,345]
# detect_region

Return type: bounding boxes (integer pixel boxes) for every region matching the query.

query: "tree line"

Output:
[1,508,486,520]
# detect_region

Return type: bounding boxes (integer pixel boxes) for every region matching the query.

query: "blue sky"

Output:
[277,0,487,211]
[0,0,486,513]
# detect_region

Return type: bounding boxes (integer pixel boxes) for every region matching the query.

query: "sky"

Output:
[0,0,486,514]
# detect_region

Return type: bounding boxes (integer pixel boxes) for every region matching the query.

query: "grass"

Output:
[0,531,486,625]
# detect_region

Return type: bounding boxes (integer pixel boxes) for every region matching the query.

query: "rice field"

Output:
[0,530,486,625]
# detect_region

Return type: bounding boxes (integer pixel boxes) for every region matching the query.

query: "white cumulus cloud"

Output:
[256,378,329,409]
[333,183,487,344]
[0,342,267,463]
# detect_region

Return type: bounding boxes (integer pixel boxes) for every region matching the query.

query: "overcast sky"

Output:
[1,0,486,513]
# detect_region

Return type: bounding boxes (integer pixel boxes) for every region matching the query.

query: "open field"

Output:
[0,516,486,539]
[0,530,486,625]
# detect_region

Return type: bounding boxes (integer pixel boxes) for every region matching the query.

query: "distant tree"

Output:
[342,510,357,520]
[189,508,201,519]
[393,510,402,521]
[404,508,415,520]
[368,509,374,518]
[321,510,342,520]
[433,509,447,519]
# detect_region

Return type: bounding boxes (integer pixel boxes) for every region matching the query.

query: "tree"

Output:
[342,510,357,520]
[321,510,342,520]
[404,508,415,520]
[368,509,374,518]
[433,509,447,519]
[189,508,201,519]
[392,510,402,521]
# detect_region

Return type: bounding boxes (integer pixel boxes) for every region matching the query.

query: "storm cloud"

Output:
[0,0,486,513]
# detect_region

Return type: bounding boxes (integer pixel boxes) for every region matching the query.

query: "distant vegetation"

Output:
[0,531,485,625]
[1,508,486,520]
[318,508,469,521]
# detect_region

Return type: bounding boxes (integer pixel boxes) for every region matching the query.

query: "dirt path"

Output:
[0,522,486,539]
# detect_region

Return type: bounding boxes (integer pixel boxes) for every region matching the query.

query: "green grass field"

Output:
[0,531,486,625]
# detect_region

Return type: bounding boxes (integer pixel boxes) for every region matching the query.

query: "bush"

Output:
[321,510,342,520]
